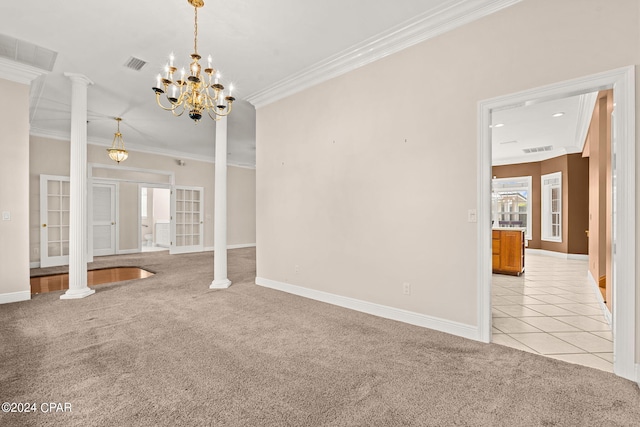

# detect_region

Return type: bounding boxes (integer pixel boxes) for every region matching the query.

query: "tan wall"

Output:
[118,182,139,250]
[584,90,613,309]
[30,136,256,262]
[256,0,639,330]
[0,78,31,298]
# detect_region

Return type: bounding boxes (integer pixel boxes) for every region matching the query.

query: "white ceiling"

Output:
[491,92,598,165]
[0,0,585,168]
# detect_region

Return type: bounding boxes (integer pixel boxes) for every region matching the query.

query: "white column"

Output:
[210,116,231,289]
[61,72,94,300]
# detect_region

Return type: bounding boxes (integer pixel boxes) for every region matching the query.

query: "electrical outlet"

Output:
[294,265,299,274]
[402,282,411,295]
[33,247,39,255]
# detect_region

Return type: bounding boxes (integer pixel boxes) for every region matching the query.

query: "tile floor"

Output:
[491,252,613,372]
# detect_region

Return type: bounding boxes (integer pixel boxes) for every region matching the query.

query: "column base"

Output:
[210,279,232,289]
[60,287,95,300]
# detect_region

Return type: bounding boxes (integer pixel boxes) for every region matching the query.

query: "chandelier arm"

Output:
[155,92,182,111]
[206,109,222,121]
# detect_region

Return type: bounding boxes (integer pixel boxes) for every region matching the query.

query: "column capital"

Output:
[64,72,94,86]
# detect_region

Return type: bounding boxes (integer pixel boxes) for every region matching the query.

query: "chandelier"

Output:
[106,117,129,163]
[152,0,235,122]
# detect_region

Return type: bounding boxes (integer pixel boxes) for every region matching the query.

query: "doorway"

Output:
[140,186,171,252]
[477,67,636,381]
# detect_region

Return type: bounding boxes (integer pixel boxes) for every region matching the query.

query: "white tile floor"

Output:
[491,253,613,372]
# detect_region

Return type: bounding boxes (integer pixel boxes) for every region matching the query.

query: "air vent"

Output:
[124,56,147,71]
[523,145,553,154]
[0,33,57,71]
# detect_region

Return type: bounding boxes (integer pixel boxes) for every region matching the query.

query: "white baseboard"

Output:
[30,262,40,269]
[636,364,640,388]
[118,249,139,255]
[204,243,256,252]
[587,270,612,326]
[0,290,31,304]
[255,277,478,340]
[525,248,588,260]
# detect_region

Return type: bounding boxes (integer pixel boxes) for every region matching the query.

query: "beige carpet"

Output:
[1,248,638,426]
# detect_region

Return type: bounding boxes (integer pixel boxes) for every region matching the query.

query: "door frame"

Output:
[477,66,636,381]
[89,181,118,258]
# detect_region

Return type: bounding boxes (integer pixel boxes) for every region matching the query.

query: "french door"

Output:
[170,186,204,254]
[40,175,70,267]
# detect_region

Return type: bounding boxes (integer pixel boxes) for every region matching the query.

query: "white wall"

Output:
[0,77,31,302]
[256,0,639,334]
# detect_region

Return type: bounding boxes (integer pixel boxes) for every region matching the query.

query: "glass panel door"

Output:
[40,175,70,267]
[170,186,204,254]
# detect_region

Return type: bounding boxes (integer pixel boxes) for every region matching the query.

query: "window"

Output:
[541,172,562,242]
[492,176,532,240]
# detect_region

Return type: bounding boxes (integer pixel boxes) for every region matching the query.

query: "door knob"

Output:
[42,224,47,228]
[111,222,116,225]
[585,230,589,237]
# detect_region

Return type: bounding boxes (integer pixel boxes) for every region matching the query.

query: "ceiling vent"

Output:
[124,56,147,71]
[0,33,57,71]
[523,145,553,154]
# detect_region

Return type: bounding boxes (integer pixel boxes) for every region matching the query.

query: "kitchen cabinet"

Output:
[492,228,525,275]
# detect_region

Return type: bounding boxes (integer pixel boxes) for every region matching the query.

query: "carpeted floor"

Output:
[1,248,639,426]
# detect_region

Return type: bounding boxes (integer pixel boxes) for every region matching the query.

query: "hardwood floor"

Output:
[31,267,154,295]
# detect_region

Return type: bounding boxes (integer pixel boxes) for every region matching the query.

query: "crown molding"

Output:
[0,57,47,84]
[29,126,256,169]
[246,0,522,108]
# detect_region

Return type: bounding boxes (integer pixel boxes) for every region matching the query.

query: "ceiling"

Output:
[491,91,598,165]
[0,0,587,168]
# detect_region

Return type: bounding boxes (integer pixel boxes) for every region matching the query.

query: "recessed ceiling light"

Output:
[491,123,505,128]
[552,112,565,117]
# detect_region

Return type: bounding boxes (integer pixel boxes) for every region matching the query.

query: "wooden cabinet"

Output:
[492,229,525,275]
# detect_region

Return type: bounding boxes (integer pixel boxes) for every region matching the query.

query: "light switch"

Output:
[2,211,10,221]
[467,209,477,223]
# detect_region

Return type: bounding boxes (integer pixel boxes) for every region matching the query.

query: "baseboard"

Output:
[636,364,640,388]
[587,270,612,325]
[30,262,40,269]
[525,249,588,260]
[255,277,478,340]
[0,290,31,305]
[204,243,256,252]
[117,249,139,255]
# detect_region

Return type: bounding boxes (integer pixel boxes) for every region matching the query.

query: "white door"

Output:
[170,186,204,254]
[92,183,117,256]
[40,175,70,267]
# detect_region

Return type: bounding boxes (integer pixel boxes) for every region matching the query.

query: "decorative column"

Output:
[61,72,94,299]
[210,116,231,289]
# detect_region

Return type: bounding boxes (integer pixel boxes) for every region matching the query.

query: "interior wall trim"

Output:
[29,129,256,170]
[525,248,588,261]
[587,270,612,326]
[478,65,636,381]
[246,0,522,109]
[255,277,479,340]
[0,57,46,84]
[0,291,31,305]
[30,262,40,269]
[204,244,257,251]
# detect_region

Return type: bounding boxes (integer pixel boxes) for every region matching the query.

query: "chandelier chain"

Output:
[193,7,198,54]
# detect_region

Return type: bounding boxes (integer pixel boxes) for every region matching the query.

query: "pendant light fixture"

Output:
[107,117,129,163]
